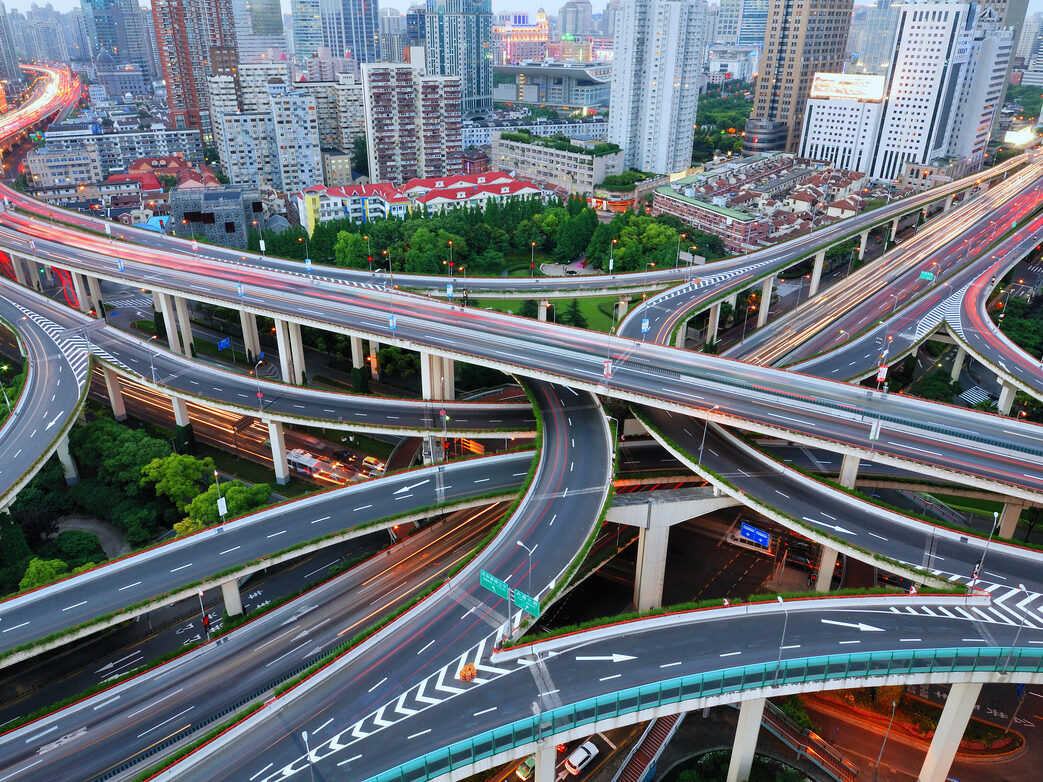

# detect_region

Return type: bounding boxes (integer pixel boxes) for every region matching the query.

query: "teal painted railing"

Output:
[366,646,1043,782]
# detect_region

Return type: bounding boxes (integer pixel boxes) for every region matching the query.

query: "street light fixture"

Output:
[675,232,687,268]
[773,595,788,685]
[253,358,264,414]
[0,364,10,413]
[698,404,719,463]
[516,540,535,594]
[530,241,536,277]
[873,699,898,782]
[609,238,617,273]
[301,730,316,782]
[969,510,999,591]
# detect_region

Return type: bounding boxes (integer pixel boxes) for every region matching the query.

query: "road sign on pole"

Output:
[446,283,454,299]
[641,318,649,334]
[514,588,540,616]
[479,570,509,600]
[876,364,889,383]
[920,271,935,281]
[740,522,771,548]
[217,337,231,351]
[603,359,612,378]
[389,314,397,331]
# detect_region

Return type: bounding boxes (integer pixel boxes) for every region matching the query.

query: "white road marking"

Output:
[407,728,432,739]
[266,530,286,538]
[368,677,387,693]
[474,707,498,717]
[219,546,240,555]
[660,661,682,668]
[62,601,87,611]
[719,651,741,657]
[137,706,194,738]
[169,564,192,573]
[337,755,363,767]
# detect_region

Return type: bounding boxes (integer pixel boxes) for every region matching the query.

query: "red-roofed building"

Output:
[400,171,516,198]
[412,179,541,213]
[295,183,412,233]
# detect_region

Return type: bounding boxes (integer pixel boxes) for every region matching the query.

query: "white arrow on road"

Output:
[575,654,637,663]
[44,412,62,430]
[803,517,857,536]
[393,478,430,495]
[820,618,885,632]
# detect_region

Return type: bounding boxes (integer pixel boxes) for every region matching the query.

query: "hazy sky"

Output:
[7,0,1043,23]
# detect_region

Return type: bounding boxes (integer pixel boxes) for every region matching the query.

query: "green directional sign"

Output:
[920,271,935,281]
[514,588,541,616]
[480,569,509,600]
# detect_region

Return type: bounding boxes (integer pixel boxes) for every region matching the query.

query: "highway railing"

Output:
[366,646,1043,782]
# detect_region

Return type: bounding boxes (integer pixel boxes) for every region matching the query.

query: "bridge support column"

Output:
[350,336,365,369]
[10,253,26,285]
[706,303,720,345]
[273,319,294,383]
[71,273,91,313]
[174,296,194,357]
[675,317,688,348]
[839,454,860,488]
[815,546,838,592]
[614,296,630,324]
[103,366,126,421]
[917,682,982,782]
[950,346,966,382]
[267,419,289,485]
[998,502,1023,538]
[538,299,549,322]
[998,381,1016,416]
[634,523,670,611]
[288,321,305,384]
[443,357,455,400]
[534,743,556,782]
[726,697,766,782]
[756,277,773,327]
[944,193,954,211]
[25,257,42,290]
[421,352,445,400]
[87,275,104,315]
[808,250,826,297]
[171,396,191,427]
[239,310,260,363]
[369,341,381,380]
[221,579,244,616]
[890,216,900,241]
[858,229,870,261]
[156,293,183,355]
[56,435,79,485]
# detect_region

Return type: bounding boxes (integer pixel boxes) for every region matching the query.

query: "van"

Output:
[564,741,598,775]
[515,755,536,780]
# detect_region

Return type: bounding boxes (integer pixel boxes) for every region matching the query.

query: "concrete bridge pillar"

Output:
[998,502,1024,538]
[369,340,381,380]
[351,336,365,370]
[534,743,556,782]
[71,272,91,314]
[273,319,294,384]
[757,277,773,328]
[421,352,444,401]
[614,296,630,325]
[726,697,766,782]
[634,522,670,611]
[10,253,26,285]
[221,579,244,616]
[239,310,261,363]
[174,295,194,357]
[917,682,982,782]
[944,193,954,211]
[56,435,79,485]
[538,299,549,322]
[839,454,860,488]
[443,357,455,400]
[25,256,42,290]
[87,275,104,315]
[808,250,826,297]
[858,229,870,261]
[103,366,126,421]
[998,381,1016,416]
[288,321,305,384]
[950,346,966,382]
[171,396,191,427]
[706,303,721,346]
[815,546,838,592]
[890,216,900,241]
[675,317,688,348]
[156,293,183,355]
[267,419,289,485]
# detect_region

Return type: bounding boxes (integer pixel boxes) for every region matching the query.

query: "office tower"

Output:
[233,0,286,62]
[855,0,902,75]
[744,0,853,154]
[406,4,427,46]
[379,7,406,60]
[425,0,493,119]
[81,0,155,77]
[62,8,93,62]
[291,0,323,58]
[980,0,1029,60]
[608,0,705,175]
[152,0,238,139]
[10,4,69,64]
[559,0,593,37]
[362,50,463,183]
[715,0,766,47]
[492,11,549,64]
[320,0,379,63]
[1015,11,1041,64]
[0,2,21,86]
[140,7,162,81]
[220,82,322,192]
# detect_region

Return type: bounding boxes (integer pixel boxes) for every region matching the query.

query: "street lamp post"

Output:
[873,699,898,782]
[742,303,756,340]
[198,589,210,642]
[675,232,687,268]
[698,404,720,463]
[773,595,788,685]
[516,540,535,595]
[609,238,617,273]
[0,364,10,413]
[301,731,316,782]
[530,241,535,277]
[448,240,454,278]
[1002,583,1029,674]
[254,358,264,414]
[970,510,999,591]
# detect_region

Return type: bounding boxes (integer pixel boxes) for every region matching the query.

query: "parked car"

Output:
[564,741,599,775]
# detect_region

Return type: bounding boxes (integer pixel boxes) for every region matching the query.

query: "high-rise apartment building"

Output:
[153,0,238,140]
[560,0,593,37]
[1015,11,1041,64]
[715,0,766,47]
[744,0,853,154]
[406,4,427,46]
[81,0,155,78]
[0,2,21,86]
[232,0,286,62]
[291,0,323,59]
[320,0,379,62]
[379,8,407,60]
[854,0,902,75]
[362,49,463,183]
[492,11,549,64]
[608,0,705,175]
[425,0,493,119]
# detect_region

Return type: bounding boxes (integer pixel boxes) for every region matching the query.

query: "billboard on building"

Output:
[809,73,885,102]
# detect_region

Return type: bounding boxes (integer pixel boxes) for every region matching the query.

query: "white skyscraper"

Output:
[608,0,706,175]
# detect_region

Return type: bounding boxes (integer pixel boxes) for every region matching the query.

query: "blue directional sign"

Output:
[305,257,312,273]
[641,318,649,334]
[389,313,397,331]
[740,522,770,548]
[446,283,454,299]
[217,337,231,351]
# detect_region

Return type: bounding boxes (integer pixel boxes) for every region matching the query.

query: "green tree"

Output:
[518,299,539,319]
[333,230,369,269]
[351,136,368,176]
[561,299,588,329]
[38,530,106,570]
[178,481,271,535]
[141,454,217,512]
[19,557,69,591]
[0,514,32,596]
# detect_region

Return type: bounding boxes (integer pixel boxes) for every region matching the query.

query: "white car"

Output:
[564,741,599,775]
